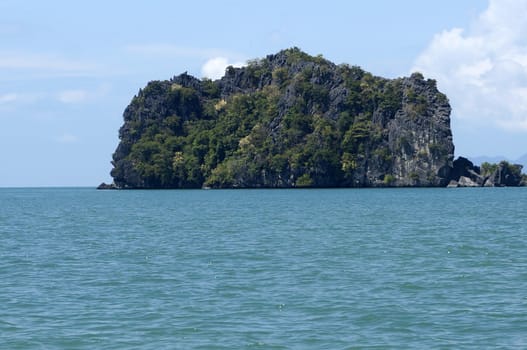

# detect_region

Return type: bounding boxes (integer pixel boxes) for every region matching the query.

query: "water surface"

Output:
[1,188,526,349]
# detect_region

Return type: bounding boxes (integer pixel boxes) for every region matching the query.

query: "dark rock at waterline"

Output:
[450,157,484,185]
[487,162,524,187]
[97,182,118,190]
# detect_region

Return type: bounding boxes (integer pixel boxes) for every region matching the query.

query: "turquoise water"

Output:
[1,187,526,349]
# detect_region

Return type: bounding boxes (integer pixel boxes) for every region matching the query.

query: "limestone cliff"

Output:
[110,48,455,188]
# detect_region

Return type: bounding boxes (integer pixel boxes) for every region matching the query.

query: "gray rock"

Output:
[483,178,495,187]
[458,176,479,187]
[446,180,459,188]
[467,169,486,186]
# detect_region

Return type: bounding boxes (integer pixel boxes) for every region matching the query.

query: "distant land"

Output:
[100,48,526,189]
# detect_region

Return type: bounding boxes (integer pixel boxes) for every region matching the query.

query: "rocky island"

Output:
[103,48,524,189]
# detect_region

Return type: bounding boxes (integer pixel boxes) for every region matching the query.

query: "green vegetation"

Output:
[479,160,525,186]
[481,161,522,178]
[480,161,499,177]
[383,174,395,185]
[499,161,522,178]
[111,48,452,188]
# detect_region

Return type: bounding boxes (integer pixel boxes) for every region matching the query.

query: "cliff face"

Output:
[110,48,454,188]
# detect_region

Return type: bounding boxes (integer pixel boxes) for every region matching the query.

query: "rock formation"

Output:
[447,157,524,187]
[108,48,459,188]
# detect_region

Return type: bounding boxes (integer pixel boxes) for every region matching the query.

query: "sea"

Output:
[1,187,526,349]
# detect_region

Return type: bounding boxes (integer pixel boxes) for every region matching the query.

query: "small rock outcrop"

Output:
[458,176,479,187]
[108,48,456,189]
[447,158,524,187]
[97,182,117,190]
[448,157,485,186]
[485,161,524,187]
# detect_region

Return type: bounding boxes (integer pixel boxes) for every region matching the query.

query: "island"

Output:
[101,48,525,189]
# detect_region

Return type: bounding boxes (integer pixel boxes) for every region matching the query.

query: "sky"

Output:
[1,0,525,187]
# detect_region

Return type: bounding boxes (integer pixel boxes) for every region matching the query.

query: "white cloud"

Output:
[0,84,110,107]
[125,44,247,80]
[0,92,44,107]
[412,0,527,131]
[56,84,111,104]
[125,44,227,58]
[56,133,78,144]
[0,93,18,104]
[201,57,245,80]
[0,51,98,73]
[57,89,89,104]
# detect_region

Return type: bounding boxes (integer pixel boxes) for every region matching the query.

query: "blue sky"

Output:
[2,0,525,186]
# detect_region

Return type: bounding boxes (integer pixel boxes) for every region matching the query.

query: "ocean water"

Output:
[1,187,526,349]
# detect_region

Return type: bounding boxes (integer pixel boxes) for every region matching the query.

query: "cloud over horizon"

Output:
[56,133,79,144]
[413,0,527,132]
[201,57,245,80]
[125,44,227,59]
[0,93,18,104]
[0,51,99,75]
[57,90,89,104]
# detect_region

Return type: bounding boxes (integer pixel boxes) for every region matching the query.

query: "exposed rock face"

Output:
[387,73,454,186]
[458,176,479,187]
[487,162,524,186]
[450,157,485,186]
[110,48,455,189]
[448,157,524,187]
